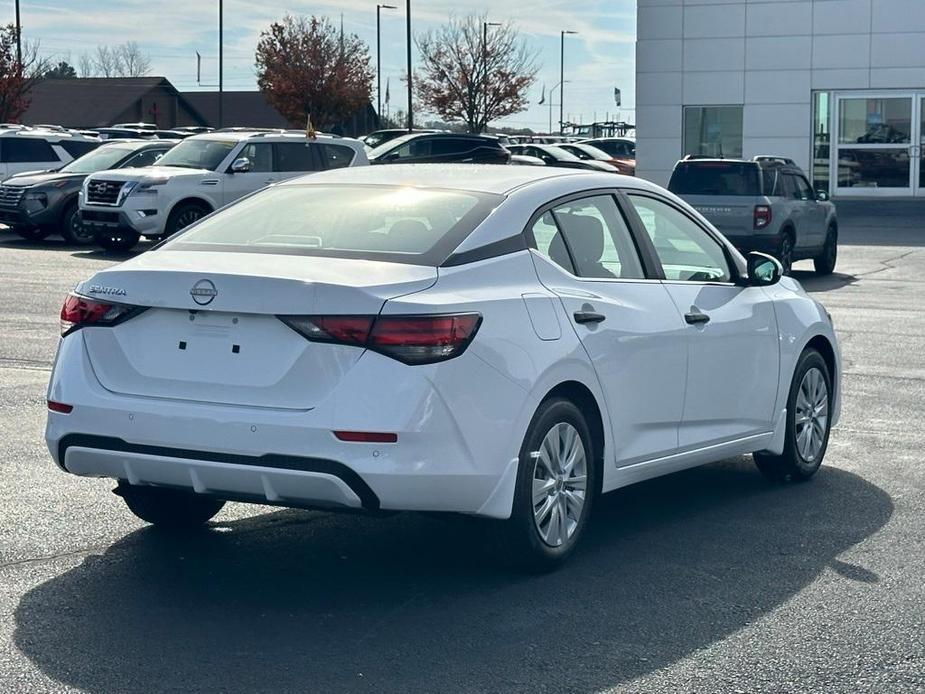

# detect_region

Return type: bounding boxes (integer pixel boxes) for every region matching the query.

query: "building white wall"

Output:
[636,0,925,186]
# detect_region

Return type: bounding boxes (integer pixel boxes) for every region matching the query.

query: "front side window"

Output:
[628,194,731,282]
[530,195,645,280]
[238,143,273,173]
[683,106,743,159]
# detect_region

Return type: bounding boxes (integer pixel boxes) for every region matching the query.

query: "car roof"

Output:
[191,131,363,147]
[281,163,650,195]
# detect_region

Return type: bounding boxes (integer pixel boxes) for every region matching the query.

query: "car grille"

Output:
[86,180,124,206]
[0,185,25,208]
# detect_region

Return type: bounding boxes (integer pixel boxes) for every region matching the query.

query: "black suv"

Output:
[0,139,176,244]
[368,133,510,165]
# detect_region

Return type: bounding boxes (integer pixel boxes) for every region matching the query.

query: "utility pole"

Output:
[559,30,577,134]
[15,0,21,68]
[482,21,500,133]
[218,0,224,129]
[377,4,397,123]
[405,0,413,131]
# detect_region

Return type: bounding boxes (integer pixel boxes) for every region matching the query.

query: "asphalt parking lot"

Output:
[1,205,923,694]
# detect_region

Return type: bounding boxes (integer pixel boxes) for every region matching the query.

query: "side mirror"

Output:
[230,157,252,173]
[746,251,782,286]
[815,190,829,201]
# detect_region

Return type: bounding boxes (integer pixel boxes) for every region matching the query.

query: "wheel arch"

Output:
[58,193,80,225]
[805,333,837,401]
[168,196,214,219]
[540,380,606,495]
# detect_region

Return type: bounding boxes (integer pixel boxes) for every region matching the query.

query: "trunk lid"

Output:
[77,251,437,410]
[679,194,761,236]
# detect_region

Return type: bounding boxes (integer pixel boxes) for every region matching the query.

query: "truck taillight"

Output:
[280,313,482,365]
[754,205,772,230]
[59,293,144,336]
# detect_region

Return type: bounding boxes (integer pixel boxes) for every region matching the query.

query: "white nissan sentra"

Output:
[46,164,840,569]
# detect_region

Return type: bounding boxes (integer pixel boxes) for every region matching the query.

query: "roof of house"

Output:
[181,91,290,129]
[22,77,207,128]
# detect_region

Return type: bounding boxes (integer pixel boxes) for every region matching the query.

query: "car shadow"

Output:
[13,458,891,694]
[791,268,858,293]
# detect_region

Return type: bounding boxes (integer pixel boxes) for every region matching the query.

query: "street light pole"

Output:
[376,5,397,124]
[405,0,413,131]
[559,30,577,134]
[549,81,562,134]
[14,0,21,68]
[481,21,500,133]
[218,0,224,129]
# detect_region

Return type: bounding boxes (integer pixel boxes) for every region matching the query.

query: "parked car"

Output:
[369,133,510,165]
[667,156,838,274]
[507,144,618,172]
[362,128,439,149]
[559,142,635,175]
[0,127,100,181]
[579,137,636,175]
[47,164,840,570]
[0,139,177,244]
[80,131,369,252]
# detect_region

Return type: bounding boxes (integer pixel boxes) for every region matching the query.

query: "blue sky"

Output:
[2,0,636,131]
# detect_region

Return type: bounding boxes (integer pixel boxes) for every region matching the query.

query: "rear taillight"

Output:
[754,205,772,230]
[60,293,143,336]
[280,313,482,365]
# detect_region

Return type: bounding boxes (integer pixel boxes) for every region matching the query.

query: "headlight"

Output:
[128,178,168,196]
[23,191,48,213]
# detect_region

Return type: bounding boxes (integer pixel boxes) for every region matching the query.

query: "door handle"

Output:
[573,311,606,325]
[685,311,711,325]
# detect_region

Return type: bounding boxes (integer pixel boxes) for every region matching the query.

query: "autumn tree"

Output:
[255,15,373,130]
[415,15,538,133]
[0,25,48,122]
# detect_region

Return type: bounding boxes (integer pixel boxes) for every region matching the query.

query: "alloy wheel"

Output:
[794,366,829,463]
[531,422,588,547]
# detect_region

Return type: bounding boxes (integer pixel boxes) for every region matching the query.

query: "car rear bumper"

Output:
[45,333,527,518]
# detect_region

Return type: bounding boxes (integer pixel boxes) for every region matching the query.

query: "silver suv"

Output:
[668,156,838,275]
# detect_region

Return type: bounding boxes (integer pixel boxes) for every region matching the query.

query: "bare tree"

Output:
[0,25,50,122]
[415,15,539,133]
[79,42,152,78]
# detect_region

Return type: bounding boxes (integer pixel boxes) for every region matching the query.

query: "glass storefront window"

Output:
[812,92,831,192]
[838,97,912,144]
[683,106,743,158]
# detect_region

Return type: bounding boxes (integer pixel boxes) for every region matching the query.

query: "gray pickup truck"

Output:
[667,156,838,275]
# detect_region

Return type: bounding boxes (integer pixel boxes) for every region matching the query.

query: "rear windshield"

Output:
[163,184,503,266]
[668,162,761,196]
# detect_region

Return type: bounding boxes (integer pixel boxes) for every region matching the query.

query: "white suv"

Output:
[79,131,369,251]
[0,126,100,180]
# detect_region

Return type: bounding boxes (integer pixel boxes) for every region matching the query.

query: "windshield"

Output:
[59,145,139,174]
[568,145,610,161]
[668,162,762,196]
[543,146,581,162]
[156,138,236,171]
[164,184,503,266]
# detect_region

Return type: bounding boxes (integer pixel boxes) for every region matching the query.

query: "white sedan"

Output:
[45,165,840,570]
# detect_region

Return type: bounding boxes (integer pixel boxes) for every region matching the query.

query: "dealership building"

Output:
[635,0,925,198]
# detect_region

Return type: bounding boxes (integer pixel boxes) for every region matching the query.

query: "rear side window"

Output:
[164,184,503,266]
[668,162,761,196]
[320,143,355,169]
[530,195,645,280]
[59,140,100,158]
[273,142,322,172]
[1,138,60,163]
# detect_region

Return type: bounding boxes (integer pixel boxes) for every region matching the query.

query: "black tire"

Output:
[498,397,599,572]
[116,483,225,529]
[813,225,838,275]
[166,202,210,237]
[777,232,794,275]
[60,199,95,245]
[14,226,51,242]
[96,228,141,252]
[754,349,832,483]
